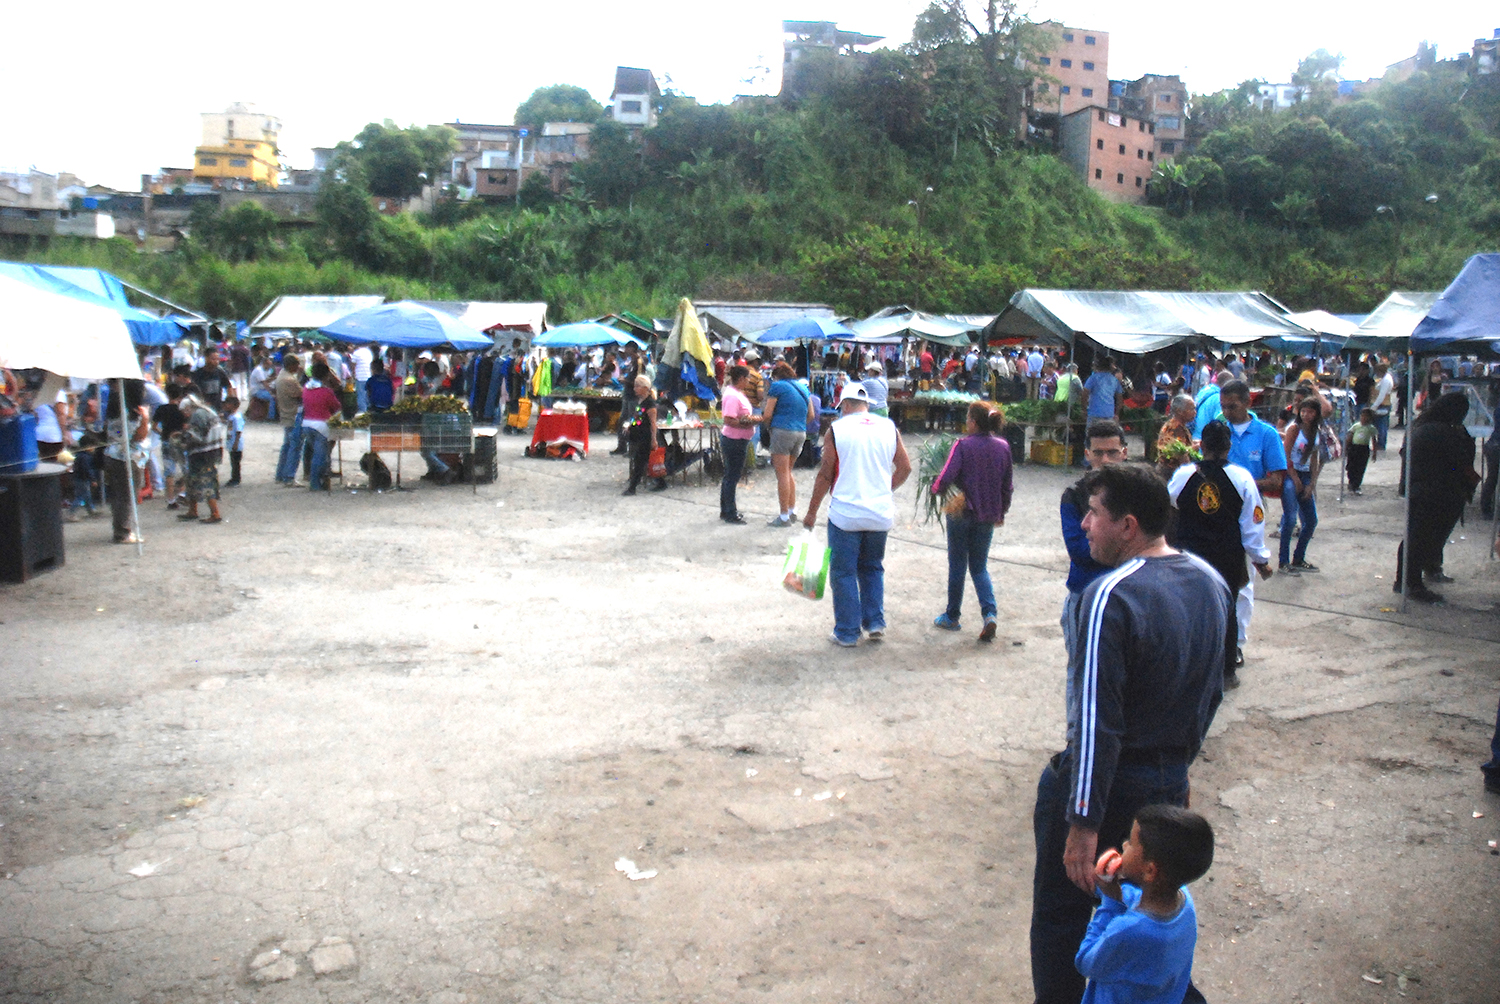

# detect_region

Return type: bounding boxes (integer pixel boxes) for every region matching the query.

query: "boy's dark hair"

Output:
[172,364,192,377]
[1085,463,1171,538]
[166,384,186,402]
[370,358,385,374]
[223,396,240,410]
[1360,408,1376,422]
[1086,420,1125,446]
[1135,804,1215,887]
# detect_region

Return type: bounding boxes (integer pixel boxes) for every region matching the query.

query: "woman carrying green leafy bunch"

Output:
[929,401,1014,643]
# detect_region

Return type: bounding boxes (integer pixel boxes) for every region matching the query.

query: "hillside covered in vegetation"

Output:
[9,12,1500,322]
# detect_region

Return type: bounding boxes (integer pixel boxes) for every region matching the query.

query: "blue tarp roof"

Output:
[1410,254,1500,354]
[0,262,185,346]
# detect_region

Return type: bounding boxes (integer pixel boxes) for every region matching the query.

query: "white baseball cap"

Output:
[842,383,872,404]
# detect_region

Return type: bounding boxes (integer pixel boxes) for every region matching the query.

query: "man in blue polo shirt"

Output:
[1218,381,1286,669]
[1192,370,1231,437]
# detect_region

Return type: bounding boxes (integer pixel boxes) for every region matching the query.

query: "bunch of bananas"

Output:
[389,395,469,416]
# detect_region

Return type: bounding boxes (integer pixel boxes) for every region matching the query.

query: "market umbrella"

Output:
[533,322,647,348]
[0,274,143,380]
[320,301,492,350]
[743,316,856,347]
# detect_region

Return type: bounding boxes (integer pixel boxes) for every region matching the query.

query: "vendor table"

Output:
[0,462,65,582]
[368,415,478,491]
[532,410,590,456]
[550,392,623,434]
[657,422,720,486]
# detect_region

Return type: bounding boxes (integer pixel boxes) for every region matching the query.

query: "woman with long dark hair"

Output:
[1278,397,1322,574]
[931,401,1014,642]
[1398,390,1477,602]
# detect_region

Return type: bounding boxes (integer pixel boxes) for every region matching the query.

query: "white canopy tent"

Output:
[1343,292,1440,352]
[250,295,386,330]
[414,301,549,335]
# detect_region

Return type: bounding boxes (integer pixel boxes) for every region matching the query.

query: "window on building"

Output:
[1085,35,1096,44]
[230,158,248,167]
[1158,94,1173,104]
[1116,173,1124,184]
[1095,168,1102,179]
[620,100,643,114]
[1157,117,1180,131]
[1147,151,1154,161]
[1083,61,1094,71]
[1096,139,1104,150]
[1136,149,1143,159]
[1118,144,1125,154]
[200,158,218,166]
[1063,32,1074,41]
[1135,176,1143,187]
[1060,59,1072,68]
[1082,88,1093,97]
[1098,110,1106,122]
[1040,56,1051,65]
[1148,123,1156,134]
[1160,140,1177,154]
[1138,121,1145,132]
[1061,85,1071,94]
[1107,113,1122,127]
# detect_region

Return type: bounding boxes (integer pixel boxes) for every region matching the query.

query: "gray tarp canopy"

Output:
[1343,292,1440,353]
[985,289,1314,355]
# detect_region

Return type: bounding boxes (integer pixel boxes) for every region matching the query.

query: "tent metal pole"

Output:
[117,379,143,557]
[1400,354,1414,611]
[1338,349,1348,503]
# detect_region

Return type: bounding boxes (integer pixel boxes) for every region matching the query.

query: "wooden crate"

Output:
[1030,440,1076,466]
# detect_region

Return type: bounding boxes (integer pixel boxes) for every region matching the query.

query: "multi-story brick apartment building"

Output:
[1025,22,1110,119]
[1058,106,1158,204]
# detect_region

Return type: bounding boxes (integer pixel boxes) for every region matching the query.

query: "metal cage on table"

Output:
[420,414,474,454]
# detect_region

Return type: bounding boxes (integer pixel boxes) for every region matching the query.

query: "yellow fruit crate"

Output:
[1030,440,1076,466]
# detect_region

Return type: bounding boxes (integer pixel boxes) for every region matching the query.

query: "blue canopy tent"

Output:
[533,322,647,349]
[320,301,492,350]
[742,316,856,348]
[0,262,188,346]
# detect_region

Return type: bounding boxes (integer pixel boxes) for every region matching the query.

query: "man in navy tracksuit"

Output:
[1032,463,1235,1004]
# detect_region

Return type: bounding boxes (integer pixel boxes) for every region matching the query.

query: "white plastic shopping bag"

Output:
[781,531,831,600]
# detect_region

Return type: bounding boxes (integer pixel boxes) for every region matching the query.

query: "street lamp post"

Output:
[907,186,935,234]
[1376,193,1439,287]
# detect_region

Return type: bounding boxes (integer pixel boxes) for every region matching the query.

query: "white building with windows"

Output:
[610,67,659,128]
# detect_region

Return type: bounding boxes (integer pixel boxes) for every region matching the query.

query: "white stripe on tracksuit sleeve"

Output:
[1072,557,1146,825]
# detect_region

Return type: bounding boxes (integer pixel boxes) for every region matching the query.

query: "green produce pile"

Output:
[911,390,980,406]
[1004,399,1066,424]
[915,433,960,526]
[1157,440,1202,466]
[388,395,469,415]
[328,414,372,429]
[554,387,622,399]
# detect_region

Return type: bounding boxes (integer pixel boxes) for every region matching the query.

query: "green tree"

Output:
[188,201,280,263]
[339,121,456,200]
[515,85,603,127]
[570,120,646,209]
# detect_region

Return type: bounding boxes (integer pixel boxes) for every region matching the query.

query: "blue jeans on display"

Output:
[305,428,332,491]
[275,420,303,483]
[944,511,996,622]
[828,522,887,644]
[1031,748,1204,1004]
[720,436,749,517]
[1279,476,1317,566]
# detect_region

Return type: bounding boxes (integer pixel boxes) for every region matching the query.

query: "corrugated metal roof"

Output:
[612,67,658,98]
[695,301,836,339]
[415,301,548,333]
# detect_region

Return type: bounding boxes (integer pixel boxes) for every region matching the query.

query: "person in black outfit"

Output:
[192,346,232,405]
[622,376,666,495]
[1397,391,1477,602]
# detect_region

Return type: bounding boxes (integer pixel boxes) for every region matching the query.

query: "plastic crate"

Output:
[421,413,473,453]
[1030,440,1076,466]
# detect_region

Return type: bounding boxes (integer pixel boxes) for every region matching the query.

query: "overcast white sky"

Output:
[3,1,1491,191]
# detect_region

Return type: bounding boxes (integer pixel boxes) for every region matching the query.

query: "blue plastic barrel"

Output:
[0,413,39,474]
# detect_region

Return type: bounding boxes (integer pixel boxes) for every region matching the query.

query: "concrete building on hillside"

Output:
[1253,83,1306,112]
[779,21,883,101]
[1114,74,1189,158]
[194,103,282,189]
[1059,106,1158,204]
[1476,29,1499,75]
[1025,22,1109,119]
[610,67,660,128]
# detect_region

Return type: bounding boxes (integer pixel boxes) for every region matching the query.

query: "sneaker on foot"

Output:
[1291,560,1319,573]
[866,628,885,641]
[1278,563,1300,575]
[828,632,858,648]
[1408,586,1444,603]
[622,487,637,496]
[978,615,997,643]
[767,514,793,528]
[1235,646,1245,667]
[933,613,961,631]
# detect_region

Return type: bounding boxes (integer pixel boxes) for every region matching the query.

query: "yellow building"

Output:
[193,103,282,189]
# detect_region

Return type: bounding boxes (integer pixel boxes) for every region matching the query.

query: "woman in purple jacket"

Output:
[932,401,1014,642]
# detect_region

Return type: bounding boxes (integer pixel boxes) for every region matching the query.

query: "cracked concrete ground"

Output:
[2,423,1497,1002]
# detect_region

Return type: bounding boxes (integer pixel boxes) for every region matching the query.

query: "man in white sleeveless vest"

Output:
[802,383,913,646]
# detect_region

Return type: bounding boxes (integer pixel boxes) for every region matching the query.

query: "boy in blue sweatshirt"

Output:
[1076,804,1214,1004]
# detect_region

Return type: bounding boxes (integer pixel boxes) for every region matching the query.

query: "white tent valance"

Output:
[0,275,142,380]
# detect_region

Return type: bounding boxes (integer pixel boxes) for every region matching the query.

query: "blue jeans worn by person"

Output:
[1031,748,1206,1004]
[1375,411,1390,452]
[305,428,332,491]
[944,511,996,623]
[720,436,750,517]
[420,448,450,478]
[252,387,278,421]
[354,381,368,416]
[275,417,303,483]
[827,521,887,644]
[1280,476,1317,565]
